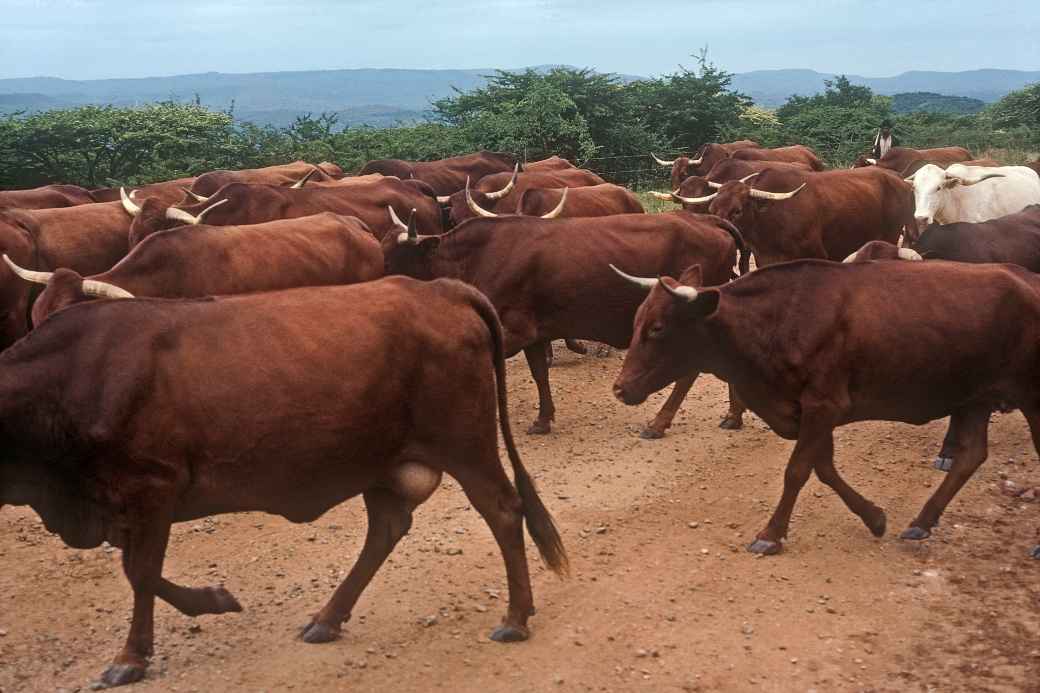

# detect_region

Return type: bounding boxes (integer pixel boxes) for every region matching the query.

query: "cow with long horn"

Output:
[360,151,519,196]
[704,165,915,430]
[651,160,818,212]
[442,168,605,227]
[188,161,343,197]
[651,141,760,190]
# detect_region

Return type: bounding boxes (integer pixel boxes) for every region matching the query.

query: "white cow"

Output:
[907,163,1040,238]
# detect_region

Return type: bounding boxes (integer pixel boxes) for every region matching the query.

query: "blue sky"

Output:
[1,0,1037,80]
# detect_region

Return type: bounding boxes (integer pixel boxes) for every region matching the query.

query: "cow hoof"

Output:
[639,427,665,440]
[900,526,931,541]
[747,539,782,555]
[527,421,552,435]
[489,624,530,643]
[865,509,887,538]
[1031,545,1040,560]
[299,621,340,644]
[100,662,147,687]
[564,339,588,355]
[209,586,244,614]
[719,416,743,431]
[934,456,954,472]
[595,347,613,358]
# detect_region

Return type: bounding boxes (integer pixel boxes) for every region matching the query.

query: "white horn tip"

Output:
[898,248,923,261]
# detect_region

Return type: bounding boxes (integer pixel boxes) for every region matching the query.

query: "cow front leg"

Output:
[101,513,173,687]
[157,579,243,617]
[523,341,555,434]
[750,415,834,555]
[720,383,746,430]
[902,408,989,540]
[641,374,698,439]
[813,453,887,539]
[300,487,417,643]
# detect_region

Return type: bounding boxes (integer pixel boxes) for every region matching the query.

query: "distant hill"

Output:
[0,66,1036,126]
[730,68,1040,107]
[891,92,986,115]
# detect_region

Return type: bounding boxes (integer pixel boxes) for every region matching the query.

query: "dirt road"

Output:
[1,347,1038,692]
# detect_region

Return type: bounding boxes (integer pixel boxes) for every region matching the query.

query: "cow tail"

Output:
[468,288,570,577]
[716,217,750,276]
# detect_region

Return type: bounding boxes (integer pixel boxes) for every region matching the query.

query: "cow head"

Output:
[906,164,1006,238]
[2,256,133,327]
[381,208,441,279]
[128,197,170,247]
[443,172,519,227]
[707,175,805,228]
[609,264,720,405]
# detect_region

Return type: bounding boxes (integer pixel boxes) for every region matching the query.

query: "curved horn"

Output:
[484,164,519,200]
[659,278,699,302]
[866,158,878,165]
[609,264,658,291]
[540,187,569,219]
[898,247,923,261]
[651,152,676,167]
[290,167,319,189]
[120,187,142,217]
[748,183,806,201]
[739,172,760,183]
[81,279,134,300]
[388,205,408,229]
[465,177,499,218]
[842,251,859,263]
[649,191,679,200]
[950,172,1006,187]
[3,254,53,285]
[395,209,421,244]
[707,181,723,189]
[672,190,718,205]
[164,198,229,226]
[687,154,704,165]
[180,187,210,203]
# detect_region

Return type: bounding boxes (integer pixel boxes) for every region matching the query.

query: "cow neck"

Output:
[427,221,497,281]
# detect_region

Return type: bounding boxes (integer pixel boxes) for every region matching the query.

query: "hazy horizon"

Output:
[1,1,1037,81]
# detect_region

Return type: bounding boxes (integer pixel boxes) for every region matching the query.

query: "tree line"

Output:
[1,57,1037,191]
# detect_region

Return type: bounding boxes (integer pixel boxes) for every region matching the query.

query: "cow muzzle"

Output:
[612,381,647,406]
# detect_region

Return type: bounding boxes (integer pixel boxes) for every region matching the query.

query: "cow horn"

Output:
[81,279,134,300]
[609,264,658,291]
[120,187,142,217]
[866,158,878,165]
[748,183,806,201]
[165,198,229,225]
[180,187,210,203]
[651,153,676,167]
[841,251,859,263]
[707,181,723,189]
[659,278,699,302]
[649,191,678,201]
[436,194,452,204]
[388,205,409,229]
[673,190,718,205]
[290,167,319,189]
[950,172,1005,187]
[484,164,519,200]
[739,172,760,183]
[898,247,923,261]
[465,177,499,218]
[688,154,704,165]
[396,210,421,244]
[3,254,53,285]
[540,187,568,219]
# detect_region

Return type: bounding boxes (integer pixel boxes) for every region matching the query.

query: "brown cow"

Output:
[129,178,442,242]
[8,213,383,326]
[703,166,915,429]
[445,168,606,226]
[652,140,760,190]
[90,177,199,206]
[612,259,1040,559]
[523,156,576,171]
[382,211,744,437]
[852,146,973,173]
[359,151,517,196]
[651,159,814,211]
[190,161,342,197]
[0,184,96,209]
[0,202,133,348]
[0,277,567,686]
[512,184,644,218]
[731,145,825,171]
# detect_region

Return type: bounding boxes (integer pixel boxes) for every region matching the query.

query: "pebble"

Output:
[421,616,438,627]
[0,629,7,637]
[446,548,463,556]
[700,549,710,555]
[688,522,699,529]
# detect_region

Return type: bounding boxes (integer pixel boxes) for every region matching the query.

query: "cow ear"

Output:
[681,288,720,320]
[942,177,961,189]
[677,263,704,288]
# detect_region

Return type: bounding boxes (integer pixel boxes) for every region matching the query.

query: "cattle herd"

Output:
[1,141,1040,688]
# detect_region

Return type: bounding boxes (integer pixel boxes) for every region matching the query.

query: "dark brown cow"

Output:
[612,259,1040,559]
[703,166,915,429]
[852,146,973,173]
[523,156,576,171]
[841,240,923,263]
[652,140,760,190]
[8,213,383,326]
[130,178,442,242]
[445,168,606,226]
[912,205,1040,269]
[0,184,96,209]
[190,161,342,197]
[652,159,814,211]
[382,211,744,437]
[91,177,198,206]
[511,184,644,218]
[0,277,567,686]
[0,202,133,348]
[359,151,517,196]
[731,145,825,171]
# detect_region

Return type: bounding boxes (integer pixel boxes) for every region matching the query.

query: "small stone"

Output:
[700,548,710,555]
[188,624,202,634]
[595,526,608,534]
[741,623,754,636]
[446,548,463,556]
[0,628,7,637]
[636,648,649,658]
[421,616,438,627]
[474,604,488,613]
[688,522,699,529]
[790,657,798,664]
[553,674,565,685]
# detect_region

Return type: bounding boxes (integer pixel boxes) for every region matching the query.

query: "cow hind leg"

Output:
[720,384,746,430]
[524,341,556,434]
[902,408,989,541]
[933,419,957,472]
[641,374,698,440]
[813,456,887,538]
[300,479,431,644]
[157,579,243,617]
